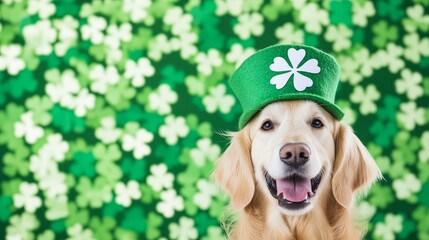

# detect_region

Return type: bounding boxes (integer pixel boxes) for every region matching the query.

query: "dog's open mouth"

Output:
[265,171,322,210]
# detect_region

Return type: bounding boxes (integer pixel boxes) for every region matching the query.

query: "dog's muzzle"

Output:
[264,143,322,210]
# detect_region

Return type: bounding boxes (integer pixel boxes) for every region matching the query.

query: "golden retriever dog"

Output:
[213,100,381,240]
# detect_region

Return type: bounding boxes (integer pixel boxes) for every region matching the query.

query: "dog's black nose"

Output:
[279,143,311,167]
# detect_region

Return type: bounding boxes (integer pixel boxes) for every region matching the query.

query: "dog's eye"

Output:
[261,120,274,131]
[311,118,324,128]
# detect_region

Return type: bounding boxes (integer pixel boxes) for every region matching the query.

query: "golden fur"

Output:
[213,101,381,240]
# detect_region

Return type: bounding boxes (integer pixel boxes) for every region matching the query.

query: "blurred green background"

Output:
[1,0,428,239]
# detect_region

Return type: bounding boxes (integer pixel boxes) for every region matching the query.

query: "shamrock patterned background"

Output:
[0,0,428,239]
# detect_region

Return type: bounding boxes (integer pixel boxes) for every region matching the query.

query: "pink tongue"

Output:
[276,177,312,202]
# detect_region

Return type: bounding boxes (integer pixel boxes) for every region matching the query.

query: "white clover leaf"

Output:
[269,48,320,91]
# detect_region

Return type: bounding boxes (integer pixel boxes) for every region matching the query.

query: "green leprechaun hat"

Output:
[230,44,344,129]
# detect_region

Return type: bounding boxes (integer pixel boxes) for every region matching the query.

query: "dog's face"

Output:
[214,100,380,217]
[248,101,335,215]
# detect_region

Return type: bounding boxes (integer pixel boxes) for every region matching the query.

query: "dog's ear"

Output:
[332,123,381,208]
[213,128,255,209]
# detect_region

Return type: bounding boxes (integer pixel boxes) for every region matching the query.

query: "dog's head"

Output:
[214,100,380,216]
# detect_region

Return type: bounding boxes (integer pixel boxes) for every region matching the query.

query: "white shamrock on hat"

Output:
[269,48,321,91]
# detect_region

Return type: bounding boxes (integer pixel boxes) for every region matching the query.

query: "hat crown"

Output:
[229,44,343,129]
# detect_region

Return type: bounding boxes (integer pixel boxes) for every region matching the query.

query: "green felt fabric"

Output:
[230,44,343,129]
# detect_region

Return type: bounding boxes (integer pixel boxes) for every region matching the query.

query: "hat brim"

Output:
[238,93,344,129]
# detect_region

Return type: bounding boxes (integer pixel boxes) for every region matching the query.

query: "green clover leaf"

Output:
[6,70,38,99]
[126,28,152,53]
[0,195,13,222]
[6,213,40,240]
[413,206,429,238]
[195,212,218,235]
[37,230,56,240]
[76,176,112,208]
[115,104,145,127]
[209,195,228,219]
[121,157,147,181]
[55,0,80,17]
[261,0,292,22]
[393,173,421,202]
[114,228,137,240]
[0,104,25,147]
[66,203,89,227]
[168,217,198,240]
[25,95,54,126]
[1,179,22,196]
[202,226,226,240]
[0,2,27,24]
[105,78,136,110]
[146,212,163,240]
[3,145,30,177]
[367,143,383,158]
[45,195,69,221]
[376,0,404,22]
[392,131,420,165]
[418,182,429,207]
[330,1,352,27]
[155,144,181,168]
[373,213,403,240]
[161,64,185,88]
[93,143,122,162]
[90,216,116,240]
[51,105,86,133]
[372,21,398,48]
[369,183,395,209]
[102,199,124,218]
[95,160,123,188]
[140,184,159,204]
[350,84,380,115]
[66,223,94,240]
[403,5,429,32]
[70,152,96,178]
[121,206,147,234]
[185,75,206,96]
[149,0,177,18]
[418,161,429,182]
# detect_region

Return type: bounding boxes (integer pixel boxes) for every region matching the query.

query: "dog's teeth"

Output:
[304,195,310,203]
[282,194,289,201]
